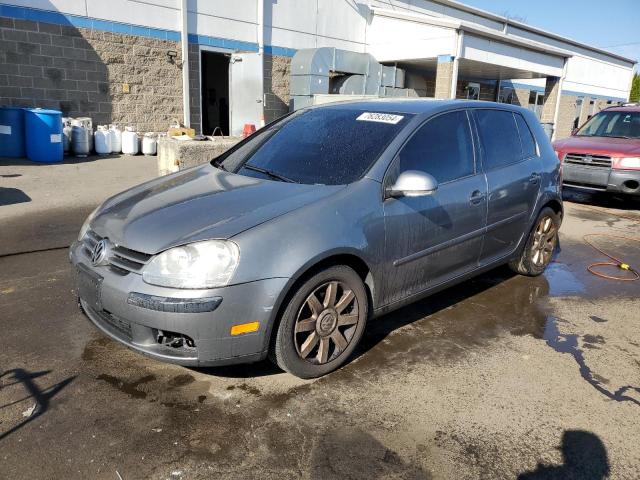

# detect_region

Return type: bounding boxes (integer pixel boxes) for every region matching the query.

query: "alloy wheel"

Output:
[531,215,557,267]
[294,281,360,365]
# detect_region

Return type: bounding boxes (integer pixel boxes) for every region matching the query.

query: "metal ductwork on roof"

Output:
[290,47,412,110]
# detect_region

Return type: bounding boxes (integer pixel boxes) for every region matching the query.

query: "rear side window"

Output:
[475,110,522,170]
[514,113,537,158]
[395,110,474,184]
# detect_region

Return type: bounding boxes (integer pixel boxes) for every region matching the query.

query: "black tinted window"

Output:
[396,111,474,184]
[514,113,537,158]
[476,110,522,170]
[222,108,412,185]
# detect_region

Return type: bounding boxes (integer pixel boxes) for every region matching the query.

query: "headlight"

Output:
[617,157,640,169]
[142,240,240,289]
[78,207,99,241]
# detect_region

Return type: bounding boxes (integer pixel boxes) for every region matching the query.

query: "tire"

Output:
[272,265,368,379]
[509,207,560,276]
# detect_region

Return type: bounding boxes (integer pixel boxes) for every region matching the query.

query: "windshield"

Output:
[576,110,640,139]
[214,108,413,185]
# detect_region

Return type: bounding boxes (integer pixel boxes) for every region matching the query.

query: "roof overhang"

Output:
[412,0,637,65]
[370,7,573,60]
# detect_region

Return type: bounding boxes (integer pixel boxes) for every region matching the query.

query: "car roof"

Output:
[307,98,529,115]
[602,105,640,113]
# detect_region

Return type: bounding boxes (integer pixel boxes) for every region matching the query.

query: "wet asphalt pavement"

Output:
[1,157,640,479]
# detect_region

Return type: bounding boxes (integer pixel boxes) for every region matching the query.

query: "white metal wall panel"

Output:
[188,0,257,25]
[564,56,634,99]
[315,0,367,45]
[267,0,316,35]
[189,11,256,43]
[462,34,564,77]
[4,0,87,16]
[86,0,179,30]
[367,14,457,61]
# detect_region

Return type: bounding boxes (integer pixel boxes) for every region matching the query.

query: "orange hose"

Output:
[582,234,639,281]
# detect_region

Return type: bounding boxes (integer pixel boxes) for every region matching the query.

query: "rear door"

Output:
[382,110,487,305]
[230,53,263,136]
[473,109,542,264]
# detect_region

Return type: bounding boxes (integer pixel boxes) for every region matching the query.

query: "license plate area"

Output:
[76,264,103,311]
[563,164,611,187]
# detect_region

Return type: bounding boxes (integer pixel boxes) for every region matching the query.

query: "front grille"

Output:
[81,230,152,274]
[564,153,612,168]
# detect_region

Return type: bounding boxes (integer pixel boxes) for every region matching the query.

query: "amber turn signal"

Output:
[230,321,260,336]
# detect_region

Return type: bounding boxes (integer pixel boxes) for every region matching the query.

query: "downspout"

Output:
[180,0,190,127]
[257,0,265,127]
[450,30,463,99]
[551,57,568,141]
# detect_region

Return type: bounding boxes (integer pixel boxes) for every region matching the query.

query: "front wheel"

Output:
[509,207,560,276]
[272,266,368,379]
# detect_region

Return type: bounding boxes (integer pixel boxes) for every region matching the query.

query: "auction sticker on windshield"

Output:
[356,112,404,124]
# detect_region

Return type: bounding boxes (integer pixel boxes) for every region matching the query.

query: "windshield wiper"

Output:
[242,164,297,183]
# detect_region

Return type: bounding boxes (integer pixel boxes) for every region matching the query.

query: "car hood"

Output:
[92,164,343,254]
[553,136,640,156]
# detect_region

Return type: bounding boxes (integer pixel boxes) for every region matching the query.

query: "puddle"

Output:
[544,263,586,296]
[543,316,640,406]
[96,373,156,399]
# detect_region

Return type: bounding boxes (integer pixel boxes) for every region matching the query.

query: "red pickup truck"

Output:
[553,105,640,197]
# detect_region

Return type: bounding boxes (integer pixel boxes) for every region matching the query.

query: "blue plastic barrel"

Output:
[0,107,25,158]
[24,108,64,163]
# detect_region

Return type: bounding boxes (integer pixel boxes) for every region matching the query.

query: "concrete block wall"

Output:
[555,94,579,140]
[188,43,201,133]
[264,55,291,124]
[434,61,453,99]
[0,16,184,132]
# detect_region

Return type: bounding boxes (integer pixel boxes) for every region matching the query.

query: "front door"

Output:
[473,109,542,264]
[230,53,263,136]
[382,110,487,306]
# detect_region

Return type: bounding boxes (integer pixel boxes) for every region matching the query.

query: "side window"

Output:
[476,109,522,170]
[395,111,474,184]
[514,113,537,159]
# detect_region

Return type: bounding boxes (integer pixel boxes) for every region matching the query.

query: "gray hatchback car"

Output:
[71,99,562,378]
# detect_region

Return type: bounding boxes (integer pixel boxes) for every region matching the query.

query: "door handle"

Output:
[469,190,485,205]
[529,172,541,184]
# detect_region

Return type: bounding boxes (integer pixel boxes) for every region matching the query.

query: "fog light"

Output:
[230,321,260,336]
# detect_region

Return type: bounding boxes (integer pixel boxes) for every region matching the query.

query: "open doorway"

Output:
[201,51,230,136]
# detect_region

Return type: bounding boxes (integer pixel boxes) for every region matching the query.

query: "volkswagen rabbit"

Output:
[71,100,562,378]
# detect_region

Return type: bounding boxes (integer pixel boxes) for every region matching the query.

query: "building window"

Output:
[466,82,480,101]
[528,91,545,119]
[498,87,515,104]
[574,97,584,130]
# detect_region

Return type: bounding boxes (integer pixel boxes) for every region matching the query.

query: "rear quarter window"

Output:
[475,109,523,170]
[514,113,538,159]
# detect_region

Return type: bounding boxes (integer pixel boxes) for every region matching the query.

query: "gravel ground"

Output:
[1,155,639,479]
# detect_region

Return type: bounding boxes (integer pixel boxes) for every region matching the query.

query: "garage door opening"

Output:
[201,51,230,136]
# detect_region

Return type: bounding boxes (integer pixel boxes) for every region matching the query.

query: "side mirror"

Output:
[386,170,438,199]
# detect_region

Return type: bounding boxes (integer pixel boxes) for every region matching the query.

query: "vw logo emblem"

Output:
[91,239,110,266]
[584,155,593,163]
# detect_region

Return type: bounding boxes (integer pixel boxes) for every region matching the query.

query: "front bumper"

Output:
[70,241,288,367]
[563,164,640,196]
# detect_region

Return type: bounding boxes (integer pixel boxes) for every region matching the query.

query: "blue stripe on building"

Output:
[0,3,296,56]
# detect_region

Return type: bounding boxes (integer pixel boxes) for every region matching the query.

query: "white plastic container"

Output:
[94,125,112,155]
[142,132,157,156]
[109,124,122,153]
[122,126,139,155]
